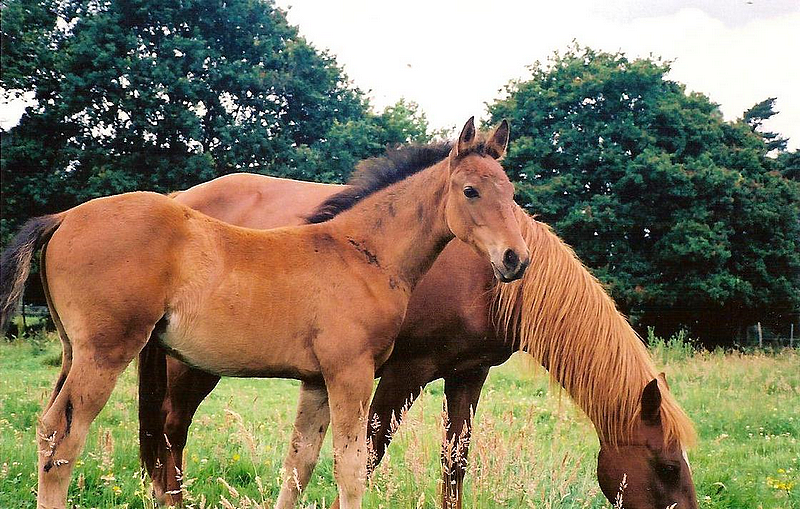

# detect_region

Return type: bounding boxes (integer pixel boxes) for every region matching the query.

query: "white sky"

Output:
[2,1,798,149]
[273,0,800,149]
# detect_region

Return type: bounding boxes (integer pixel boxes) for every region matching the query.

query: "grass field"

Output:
[1,334,798,508]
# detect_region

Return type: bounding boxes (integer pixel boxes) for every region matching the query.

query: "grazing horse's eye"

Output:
[463,186,480,199]
[657,463,681,482]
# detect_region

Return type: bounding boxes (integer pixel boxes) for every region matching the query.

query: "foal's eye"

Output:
[463,186,480,199]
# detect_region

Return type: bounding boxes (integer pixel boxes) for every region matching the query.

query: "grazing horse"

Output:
[147,173,699,508]
[0,118,529,509]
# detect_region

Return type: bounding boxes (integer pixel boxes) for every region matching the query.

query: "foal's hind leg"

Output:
[40,255,73,416]
[275,381,330,509]
[42,333,73,416]
[37,331,149,509]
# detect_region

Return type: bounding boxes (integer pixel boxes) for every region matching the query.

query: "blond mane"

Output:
[492,209,696,448]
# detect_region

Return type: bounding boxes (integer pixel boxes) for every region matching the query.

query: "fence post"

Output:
[21,303,27,335]
[791,323,794,348]
[757,322,763,349]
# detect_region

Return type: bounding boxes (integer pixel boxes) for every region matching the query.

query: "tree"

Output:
[775,149,800,181]
[488,44,800,344]
[742,97,788,153]
[1,0,436,317]
[1,0,408,243]
[293,99,433,183]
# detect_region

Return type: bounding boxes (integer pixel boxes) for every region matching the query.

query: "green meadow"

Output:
[1,334,797,508]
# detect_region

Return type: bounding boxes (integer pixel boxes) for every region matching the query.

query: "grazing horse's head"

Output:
[597,377,698,509]
[445,117,529,282]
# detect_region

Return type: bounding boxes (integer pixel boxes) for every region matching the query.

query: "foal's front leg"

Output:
[274,381,330,509]
[324,358,375,509]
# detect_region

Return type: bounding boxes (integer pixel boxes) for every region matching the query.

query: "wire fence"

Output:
[744,322,796,349]
[6,304,799,351]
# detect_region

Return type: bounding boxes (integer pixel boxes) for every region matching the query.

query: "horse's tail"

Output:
[0,214,64,332]
[138,334,168,479]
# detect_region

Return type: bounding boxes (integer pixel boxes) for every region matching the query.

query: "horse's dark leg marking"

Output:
[64,399,73,436]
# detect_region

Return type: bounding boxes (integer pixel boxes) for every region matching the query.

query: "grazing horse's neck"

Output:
[331,161,453,290]
[493,215,695,446]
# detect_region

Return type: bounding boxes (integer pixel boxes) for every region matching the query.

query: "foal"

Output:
[0,118,528,509]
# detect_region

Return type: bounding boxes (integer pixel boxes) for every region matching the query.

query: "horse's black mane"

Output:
[307,140,491,224]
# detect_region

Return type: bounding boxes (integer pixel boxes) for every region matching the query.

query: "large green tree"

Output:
[286,98,433,183]
[488,45,800,344]
[1,0,429,244]
[1,0,431,316]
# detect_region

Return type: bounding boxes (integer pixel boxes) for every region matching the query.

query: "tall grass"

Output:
[0,333,797,508]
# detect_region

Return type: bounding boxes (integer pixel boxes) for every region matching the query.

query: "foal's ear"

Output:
[641,378,662,426]
[486,119,510,160]
[453,116,476,157]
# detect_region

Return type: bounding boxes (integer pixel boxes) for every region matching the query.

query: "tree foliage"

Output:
[743,97,788,153]
[1,0,430,244]
[488,45,800,344]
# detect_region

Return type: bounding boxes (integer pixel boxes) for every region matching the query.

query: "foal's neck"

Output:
[332,161,453,290]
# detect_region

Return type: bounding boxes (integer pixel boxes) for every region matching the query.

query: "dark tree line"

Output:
[1,0,430,244]
[2,3,798,345]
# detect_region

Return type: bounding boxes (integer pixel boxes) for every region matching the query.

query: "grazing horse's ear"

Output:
[486,119,510,160]
[641,378,662,426]
[453,116,476,158]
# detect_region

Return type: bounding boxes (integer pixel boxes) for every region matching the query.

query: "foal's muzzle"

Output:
[493,248,529,282]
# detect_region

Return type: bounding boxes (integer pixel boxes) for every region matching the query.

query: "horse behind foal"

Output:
[0,118,528,509]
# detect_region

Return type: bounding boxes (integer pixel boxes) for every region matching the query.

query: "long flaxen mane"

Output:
[306,139,495,223]
[493,208,696,448]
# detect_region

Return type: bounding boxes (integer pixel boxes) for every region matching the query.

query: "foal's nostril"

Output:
[503,249,519,270]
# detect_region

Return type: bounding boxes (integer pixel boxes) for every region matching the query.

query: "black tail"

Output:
[138,334,168,479]
[0,214,64,332]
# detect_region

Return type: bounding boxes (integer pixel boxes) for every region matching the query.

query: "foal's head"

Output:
[445,117,529,282]
[597,377,698,509]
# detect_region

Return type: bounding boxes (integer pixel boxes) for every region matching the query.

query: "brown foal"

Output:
[147,175,699,508]
[0,118,529,509]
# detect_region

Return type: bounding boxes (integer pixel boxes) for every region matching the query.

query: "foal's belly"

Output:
[158,311,323,380]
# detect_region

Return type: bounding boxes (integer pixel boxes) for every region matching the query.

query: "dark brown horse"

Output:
[0,119,529,509]
[144,173,699,508]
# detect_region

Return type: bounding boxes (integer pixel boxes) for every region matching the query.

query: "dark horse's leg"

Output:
[141,351,220,505]
[441,367,490,509]
[367,359,439,475]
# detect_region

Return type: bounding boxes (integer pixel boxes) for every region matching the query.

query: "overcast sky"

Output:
[273,0,800,149]
[2,1,798,149]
